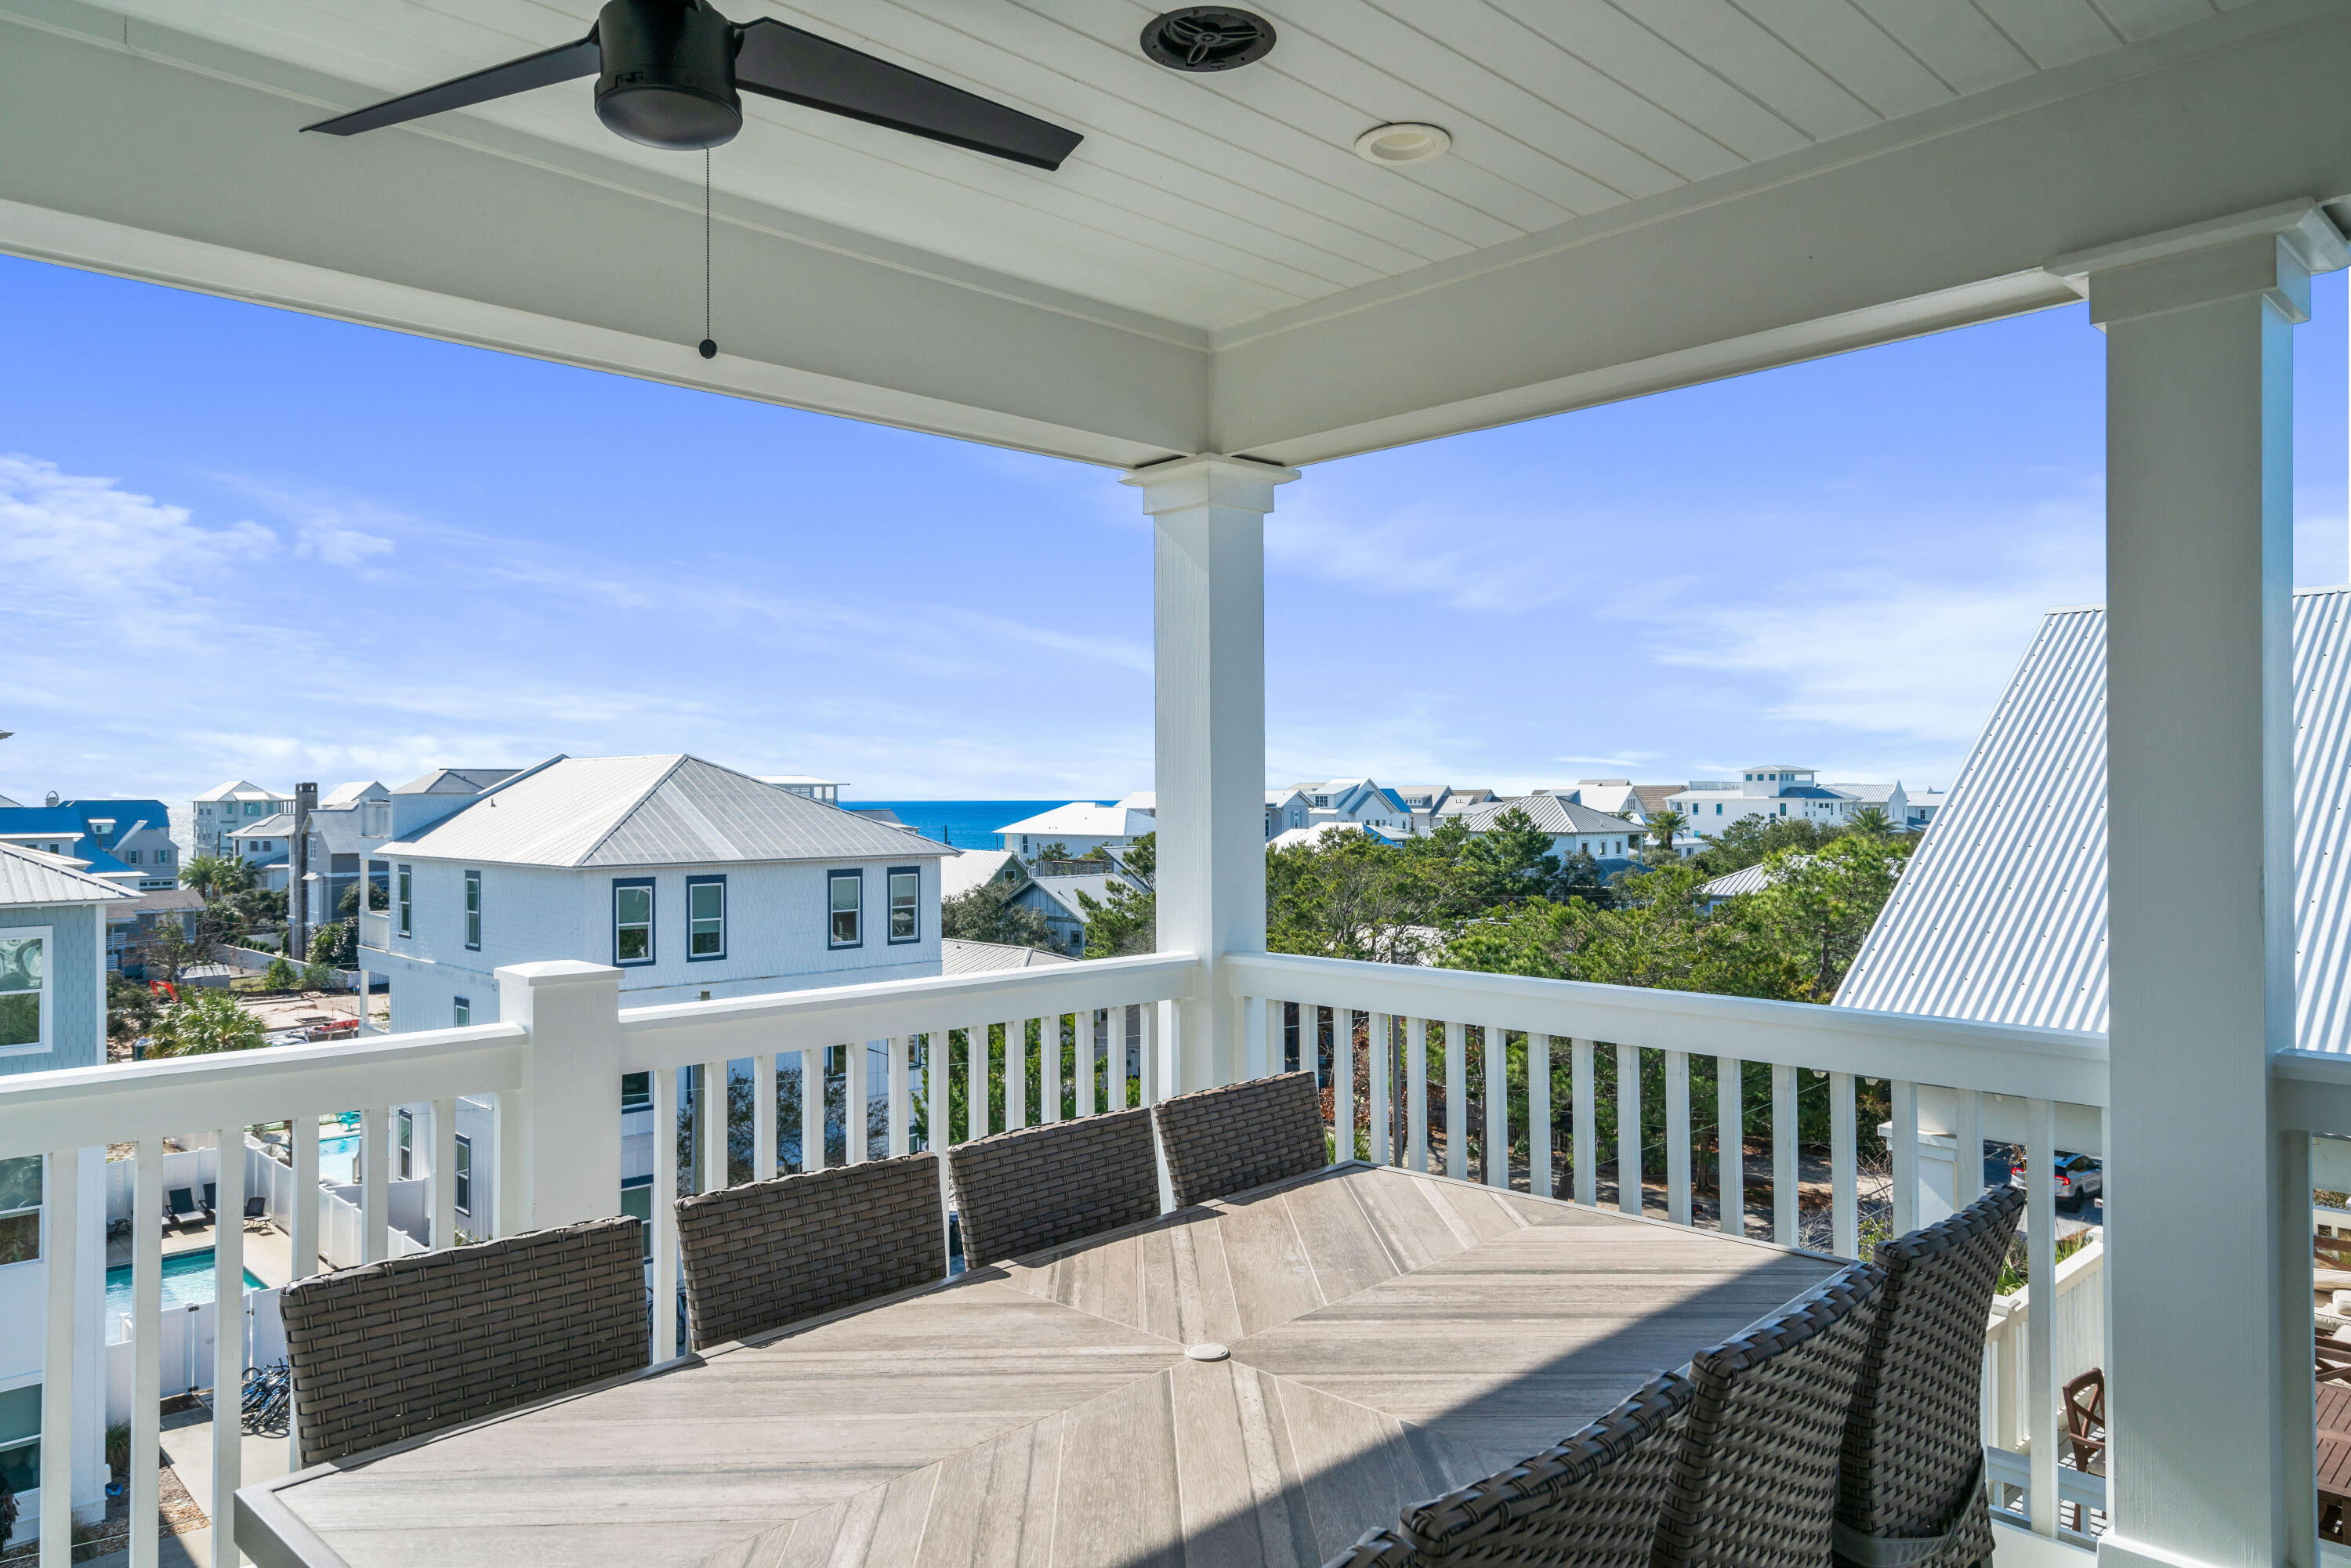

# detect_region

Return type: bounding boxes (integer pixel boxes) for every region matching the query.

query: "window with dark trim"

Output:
[397,865,411,937]
[613,878,655,965]
[621,1072,650,1113]
[887,866,920,943]
[453,1135,472,1215]
[463,870,481,951]
[452,996,469,1027]
[686,875,726,961]
[828,870,862,948]
[396,1110,414,1180]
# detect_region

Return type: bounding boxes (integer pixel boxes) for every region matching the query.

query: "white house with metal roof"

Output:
[994,802,1154,863]
[361,754,948,1031]
[1458,794,1646,869]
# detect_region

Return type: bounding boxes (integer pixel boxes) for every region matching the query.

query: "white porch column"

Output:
[2056,201,2346,1568]
[494,961,624,1229]
[1124,454,1299,1091]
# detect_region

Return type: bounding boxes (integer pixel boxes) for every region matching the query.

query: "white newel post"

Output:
[2057,201,2347,1568]
[496,961,624,1229]
[1125,454,1299,1092]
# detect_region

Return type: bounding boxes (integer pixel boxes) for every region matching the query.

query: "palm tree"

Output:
[1846,806,1898,838]
[1647,808,1687,855]
[180,853,252,901]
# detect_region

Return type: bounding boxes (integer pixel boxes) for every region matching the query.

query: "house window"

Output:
[245,802,264,817]
[686,876,726,961]
[618,1179,655,1262]
[452,1135,472,1215]
[0,1154,41,1265]
[888,867,919,943]
[159,848,172,865]
[0,1383,38,1498]
[621,1072,650,1113]
[125,850,139,864]
[397,866,412,936]
[0,932,48,1055]
[396,1110,414,1180]
[464,870,481,951]
[614,880,655,965]
[828,870,862,948]
[453,997,469,1027]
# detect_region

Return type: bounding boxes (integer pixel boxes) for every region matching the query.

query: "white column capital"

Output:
[1121,454,1300,515]
[2047,198,2346,327]
[494,958,622,992]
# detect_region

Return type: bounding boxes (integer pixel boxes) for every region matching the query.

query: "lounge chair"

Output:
[200,1182,217,1219]
[162,1187,204,1229]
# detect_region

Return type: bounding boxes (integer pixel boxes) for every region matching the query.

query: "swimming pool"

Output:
[318,1132,361,1183]
[105,1248,263,1342]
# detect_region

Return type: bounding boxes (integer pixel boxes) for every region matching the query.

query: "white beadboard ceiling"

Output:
[90,0,2246,335]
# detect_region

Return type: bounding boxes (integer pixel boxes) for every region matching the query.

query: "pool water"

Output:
[318,1132,361,1183]
[105,1248,263,1341]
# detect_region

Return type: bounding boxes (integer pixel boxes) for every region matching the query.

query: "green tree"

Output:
[302,961,336,990]
[1690,814,1842,877]
[179,854,249,901]
[1268,831,1440,962]
[133,909,228,988]
[263,956,300,990]
[148,988,269,1057]
[940,878,1055,951]
[107,976,162,1053]
[1036,841,1072,862]
[1646,807,1687,854]
[1120,832,1156,885]
[1845,806,1897,838]
[308,922,346,967]
[1077,879,1156,958]
[1456,806,1559,910]
[1741,835,1911,998]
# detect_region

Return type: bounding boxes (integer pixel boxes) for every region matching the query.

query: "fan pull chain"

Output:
[697,149,717,360]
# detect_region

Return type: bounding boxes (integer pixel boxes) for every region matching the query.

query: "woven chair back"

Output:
[946,1106,1159,1265]
[1652,1258,1886,1568]
[1835,1183,2024,1568]
[676,1150,947,1349]
[1324,1368,1696,1567]
[1151,1071,1325,1208]
[280,1215,646,1467]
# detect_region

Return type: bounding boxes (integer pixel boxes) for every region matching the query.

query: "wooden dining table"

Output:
[238,1163,1840,1568]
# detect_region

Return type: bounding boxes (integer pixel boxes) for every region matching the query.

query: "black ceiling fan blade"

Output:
[734,19,1081,171]
[303,33,603,137]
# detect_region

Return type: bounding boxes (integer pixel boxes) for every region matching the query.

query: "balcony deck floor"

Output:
[241,1164,1839,1568]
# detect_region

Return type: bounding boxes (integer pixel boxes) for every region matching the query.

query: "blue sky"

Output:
[1,254,2342,817]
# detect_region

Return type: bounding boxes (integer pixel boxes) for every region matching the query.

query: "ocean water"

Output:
[844,800,1114,852]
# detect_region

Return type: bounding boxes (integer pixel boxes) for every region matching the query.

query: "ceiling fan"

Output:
[302,0,1083,171]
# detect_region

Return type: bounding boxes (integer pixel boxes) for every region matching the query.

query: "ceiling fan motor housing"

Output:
[594,0,743,150]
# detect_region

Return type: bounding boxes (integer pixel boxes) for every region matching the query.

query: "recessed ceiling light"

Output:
[1354,122,1451,166]
[1140,8,1277,72]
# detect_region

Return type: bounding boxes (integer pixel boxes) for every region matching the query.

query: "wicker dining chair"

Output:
[279,1215,646,1467]
[1322,1369,1697,1567]
[676,1150,946,1349]
[1650,1258,1887,1568]
[1150,1070,1325,1208]
[1834,1184,2025,1568]
[946,1106,1161,1265]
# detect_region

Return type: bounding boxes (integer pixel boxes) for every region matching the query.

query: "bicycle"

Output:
[241,1363,292,1436]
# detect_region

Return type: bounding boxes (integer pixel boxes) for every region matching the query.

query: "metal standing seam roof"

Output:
[1698,864,1773,900]
[1462,795,1638,837]
[382,756,949,870]
[1832,600,2129,1036]
[0,842,137,906]
[992,803,1154,838]
[940,938,1076,975]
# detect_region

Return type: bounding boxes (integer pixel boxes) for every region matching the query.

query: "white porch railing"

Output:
[357,909,389,951]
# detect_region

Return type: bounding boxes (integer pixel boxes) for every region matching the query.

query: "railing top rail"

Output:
[0,1022,526,1159]
[1227,949,2110,1106]
[616,950,1199,1070]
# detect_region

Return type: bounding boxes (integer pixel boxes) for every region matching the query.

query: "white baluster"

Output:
[1954,1088,1985,1204]
[1527,1034,1552,1197]
[926,1027,948,1151]
[1367,1014,1391,1165]
[1830,1073,1858,1259]
[1772,1063,1798,1247]
[1334,1008,1356,1164]
[753,1053,777,1179]
[652,1066,677,1362]
[132,1135,161,1568]
[1483,1026,1507,1188]
[1262,998,1281,1079]
[887,1038,911,1158]
[1891,1080,1920,1235]
[802,1047,826,1172]
[1075,1016,1095,1120]
[361,1106,388,1262]
[1005,1021,1026,1131]
[1616,1043,1641,1217]
[1244,994,1267,1079]
[212,1126,244,1564]
[1407,1019,1429,1174]
[1572,1039,1596,1206]
[431,1099,456,1249]
[1045,1015,1064,1121]
[1138,1007,1157,1106]
[1666,1052,1691,1226]
[2026,1096,2057,1537]
[289,1114,319,1468]
[1718,1056,1744,1237]
[702,1061,729,1189]
[969,1027,994,1135]
[844,1044,869,1164]
[1110,1011,1131,1110]
[1444,1022,1467,1181]
[40,1145,77,1568]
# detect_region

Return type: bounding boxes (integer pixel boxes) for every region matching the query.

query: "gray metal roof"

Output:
[940,937,1076,975]
[394,766,523,796]
[1463,794,1636,837]
[1698,864,1772,900]
[1835,594,2351,1041]
[0,842,137,907]
[383,755,947,870]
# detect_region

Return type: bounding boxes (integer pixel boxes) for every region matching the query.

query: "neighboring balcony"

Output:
[357,909,389,952]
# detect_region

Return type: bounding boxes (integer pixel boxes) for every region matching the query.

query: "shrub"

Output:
[262,957,299,991]
[149,988,269,1058]
[301,961,335,992]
